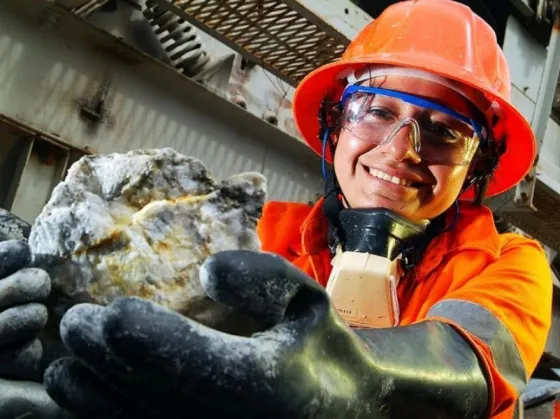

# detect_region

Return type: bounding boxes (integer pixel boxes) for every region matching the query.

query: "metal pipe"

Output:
[533,10,560,149]
[514,8,560,209]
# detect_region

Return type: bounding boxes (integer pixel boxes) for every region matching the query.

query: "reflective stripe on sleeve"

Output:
[428,299,527,394]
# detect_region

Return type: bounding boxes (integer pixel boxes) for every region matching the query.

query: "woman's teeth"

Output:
[368,168,412,187]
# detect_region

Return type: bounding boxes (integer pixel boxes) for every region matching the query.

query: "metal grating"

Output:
[152,0,350,86]
[499,179,560,252]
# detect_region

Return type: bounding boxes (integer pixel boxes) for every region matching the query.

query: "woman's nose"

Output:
[382,121,422,163]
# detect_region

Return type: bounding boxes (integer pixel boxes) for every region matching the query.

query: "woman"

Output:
[253,1,551,417]
[0,0,552,418]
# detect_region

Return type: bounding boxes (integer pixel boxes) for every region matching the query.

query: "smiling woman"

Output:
[256,0,552,417]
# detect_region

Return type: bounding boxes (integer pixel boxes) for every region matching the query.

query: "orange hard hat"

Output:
[292,0,536,199]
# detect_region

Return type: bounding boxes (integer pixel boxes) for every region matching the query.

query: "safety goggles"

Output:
[340,85,486,166]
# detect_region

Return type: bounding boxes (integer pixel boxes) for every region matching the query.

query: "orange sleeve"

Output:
[257,201,309,258]
[426,234,552,418]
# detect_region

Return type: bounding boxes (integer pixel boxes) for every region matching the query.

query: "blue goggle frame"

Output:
[320,85,486,179]
[340,85,485,138]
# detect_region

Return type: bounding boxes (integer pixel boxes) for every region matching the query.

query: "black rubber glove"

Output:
[0,211,72,419]
[44,250,489,419]
[0,239,50,381]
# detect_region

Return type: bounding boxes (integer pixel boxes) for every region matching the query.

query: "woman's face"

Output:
[333,75,479,222]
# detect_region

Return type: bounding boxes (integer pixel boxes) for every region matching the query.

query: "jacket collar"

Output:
[296,198,501,281]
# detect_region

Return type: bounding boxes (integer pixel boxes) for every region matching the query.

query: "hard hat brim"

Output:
[293,57,536,200]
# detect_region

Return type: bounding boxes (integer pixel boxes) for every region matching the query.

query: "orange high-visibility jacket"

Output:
[257,198,552,418]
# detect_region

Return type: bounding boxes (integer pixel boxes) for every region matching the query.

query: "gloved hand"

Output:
[0,239,51,382]
[44,250,489,419]
[0,211,72,419]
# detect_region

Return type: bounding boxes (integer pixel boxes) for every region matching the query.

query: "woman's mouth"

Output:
[368,168,412,187]
[362,165,425,188]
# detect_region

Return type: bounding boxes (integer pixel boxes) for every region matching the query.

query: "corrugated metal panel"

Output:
[504,16,547,104]
[511,84,537,123]
[0,0,323,214]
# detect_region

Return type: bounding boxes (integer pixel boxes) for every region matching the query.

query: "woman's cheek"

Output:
[429,165,469,202]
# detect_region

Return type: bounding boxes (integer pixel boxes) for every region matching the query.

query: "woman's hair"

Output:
[467,114,507,205]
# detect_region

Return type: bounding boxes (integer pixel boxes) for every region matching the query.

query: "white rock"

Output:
[29,148,266,326]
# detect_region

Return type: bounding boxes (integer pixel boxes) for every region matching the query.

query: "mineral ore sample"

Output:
[29,148,267,330]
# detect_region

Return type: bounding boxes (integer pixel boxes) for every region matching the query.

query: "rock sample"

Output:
[29,148,267,331]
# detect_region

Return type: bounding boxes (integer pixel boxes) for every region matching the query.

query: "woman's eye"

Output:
[366,107,394,119]
[429,123,457,140]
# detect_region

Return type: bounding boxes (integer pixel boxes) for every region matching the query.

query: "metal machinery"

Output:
[1,0,560,414]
